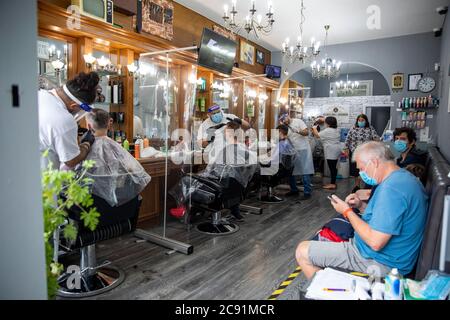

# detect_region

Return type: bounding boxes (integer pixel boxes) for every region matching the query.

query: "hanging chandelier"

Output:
[223,0,275,38]
[281,0,320,64]
[311,25,342,80]
[332,74,359,95]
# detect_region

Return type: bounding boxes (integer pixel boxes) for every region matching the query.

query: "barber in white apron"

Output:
[38,72,99,170]
[280,114,314,200]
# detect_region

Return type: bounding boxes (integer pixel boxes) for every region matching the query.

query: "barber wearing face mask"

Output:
[38,72,100,170]
[392,127,428,169]
[197,105,250,149]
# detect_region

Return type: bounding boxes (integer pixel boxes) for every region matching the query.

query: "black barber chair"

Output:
[259,154,294,203]
[57,195,142,298]
[179,174,244,236]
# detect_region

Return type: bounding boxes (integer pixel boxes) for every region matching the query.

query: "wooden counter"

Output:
[137,157,183,227]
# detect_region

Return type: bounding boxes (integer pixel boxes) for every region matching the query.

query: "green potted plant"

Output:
[41,151,100,299]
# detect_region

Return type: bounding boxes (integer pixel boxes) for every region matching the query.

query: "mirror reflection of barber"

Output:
[197,105,250,149]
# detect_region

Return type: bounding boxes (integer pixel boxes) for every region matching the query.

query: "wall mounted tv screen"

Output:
[197,28,237,75]
[265,64,281,79]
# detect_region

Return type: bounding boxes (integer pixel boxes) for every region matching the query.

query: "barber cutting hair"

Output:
[197,104,250,149]
[279,113,314,200]
[38,72,100,170]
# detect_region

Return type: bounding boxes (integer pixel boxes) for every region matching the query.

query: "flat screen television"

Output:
[197,28,237,75]
[265,64,282,79]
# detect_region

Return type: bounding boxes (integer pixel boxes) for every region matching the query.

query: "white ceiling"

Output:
[175,0,449,51]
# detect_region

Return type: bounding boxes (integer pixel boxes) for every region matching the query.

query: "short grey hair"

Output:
[352,141,395,163]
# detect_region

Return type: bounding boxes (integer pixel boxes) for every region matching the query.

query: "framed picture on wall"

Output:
[392,73,404,90]
[256,50,265,65]
[408,73,423,91]
[240,40,254,65]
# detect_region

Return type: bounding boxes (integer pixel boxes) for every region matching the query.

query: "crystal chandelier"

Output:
[281,0,320,64]
[223,0,275,38]
[311,25,342,80]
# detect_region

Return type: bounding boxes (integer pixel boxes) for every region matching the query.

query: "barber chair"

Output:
[177,174,244,236]
[57,195,142,298]
[259,154,294,203]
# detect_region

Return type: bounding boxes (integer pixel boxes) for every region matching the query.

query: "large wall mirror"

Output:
[37,36,68,89]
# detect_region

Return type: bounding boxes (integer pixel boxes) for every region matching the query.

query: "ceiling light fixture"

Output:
[311,25,341,80]
[223,0,275,39]
[281,0,320,65]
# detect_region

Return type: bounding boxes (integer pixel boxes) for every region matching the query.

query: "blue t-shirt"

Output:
[354,169,428,275]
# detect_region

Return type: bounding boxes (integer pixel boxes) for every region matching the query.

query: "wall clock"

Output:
[418,76,436,93]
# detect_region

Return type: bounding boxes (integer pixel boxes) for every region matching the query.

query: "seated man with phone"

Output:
[296,141,428,279]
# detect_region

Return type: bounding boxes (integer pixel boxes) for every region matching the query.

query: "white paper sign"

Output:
[323,105,350,124]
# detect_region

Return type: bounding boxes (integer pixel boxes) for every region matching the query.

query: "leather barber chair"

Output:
[259,153,294,203]
[57,195,142,298]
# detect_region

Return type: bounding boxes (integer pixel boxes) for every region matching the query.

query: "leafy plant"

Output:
[41,150,100,299]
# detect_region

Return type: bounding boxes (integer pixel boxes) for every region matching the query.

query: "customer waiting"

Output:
[295,141,428,279]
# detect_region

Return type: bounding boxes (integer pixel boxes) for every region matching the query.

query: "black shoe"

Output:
[231,212,244,222]
[300,194,312,200]
[285,191,300,197]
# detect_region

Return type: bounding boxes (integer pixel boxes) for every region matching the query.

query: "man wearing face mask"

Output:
[296,141,428,279]
[197,105,250,149]
[393,127,428,169]
[38,72,100,170]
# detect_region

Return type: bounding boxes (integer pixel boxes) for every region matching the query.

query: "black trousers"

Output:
[349,150,359,177]
[327,159,338,184]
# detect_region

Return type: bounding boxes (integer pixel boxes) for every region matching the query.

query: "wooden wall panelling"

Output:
[76,36,93,74]
[38,1,279,90]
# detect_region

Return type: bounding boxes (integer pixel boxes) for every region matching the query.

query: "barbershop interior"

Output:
[2,0,450,301]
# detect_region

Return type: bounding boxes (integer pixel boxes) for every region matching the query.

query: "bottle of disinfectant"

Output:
[385,268,403,300]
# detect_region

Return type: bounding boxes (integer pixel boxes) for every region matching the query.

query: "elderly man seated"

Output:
[83,108,151,207]
[296,141,428,279]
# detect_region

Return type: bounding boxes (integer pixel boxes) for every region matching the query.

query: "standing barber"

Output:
[38,72,100,170]
[280,114,314,200]
[197,105,250,149]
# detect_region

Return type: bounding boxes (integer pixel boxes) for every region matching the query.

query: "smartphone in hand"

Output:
[327,195,337,203]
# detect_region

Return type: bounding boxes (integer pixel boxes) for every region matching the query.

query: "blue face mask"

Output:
[211,112,223,124]
[394,140,408,153]
[357,121,366,128]
[359,161,378,186]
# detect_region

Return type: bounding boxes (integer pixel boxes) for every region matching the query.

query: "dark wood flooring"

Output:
[65,178,354,300]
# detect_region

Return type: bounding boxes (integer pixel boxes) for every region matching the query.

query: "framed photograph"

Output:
[408,73,423,91]
[135,0,174,41]
[256,50,265,65]
[240,40,255,65]
[392,73,404,90]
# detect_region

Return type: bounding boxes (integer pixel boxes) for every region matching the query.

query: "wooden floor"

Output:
[65,178,354,300]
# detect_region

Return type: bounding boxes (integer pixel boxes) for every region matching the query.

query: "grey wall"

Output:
[0,1,47,299]
[290,70,315,97]
[314,71,391,98]
[273,32,442,139]
[437,15,450,161]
